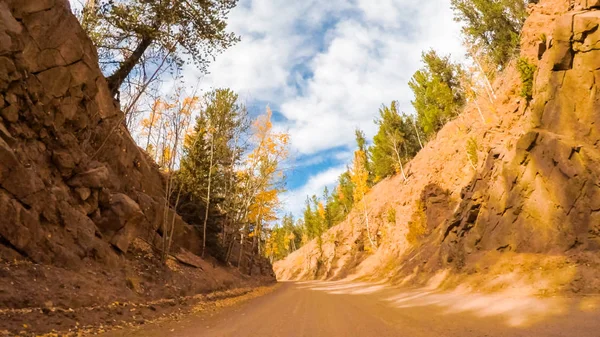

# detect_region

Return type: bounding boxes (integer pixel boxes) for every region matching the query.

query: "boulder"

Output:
[2,165,45,203]
[110,224,138,254]
[36,49,66,72]
[0,2,21,55]
[68,61,95,88]
[20,0,55,14]
[550,14,575,70]
[0,137,18,181]
[175,248,207,269]
[0,191,38,254]
[36,66,71,98]
[75,187,91,201]
[67,164,109,189]
[585,0,600,9]
[1,104,18,123]
[125,276,143,294]
[58,201,97,241]
[95,193,144,253]
[0,56,19,83]
[0,121,15,145]
[52,150,76,176]
[573,12,600,52]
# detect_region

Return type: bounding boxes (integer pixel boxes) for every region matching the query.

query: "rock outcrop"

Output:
[0,1,273,334]
[0,0,207,266]
[275,0,600,295]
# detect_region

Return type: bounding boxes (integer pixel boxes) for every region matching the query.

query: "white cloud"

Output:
[77,0,464,216]
[192,0,464,215]
[282,165,347,217]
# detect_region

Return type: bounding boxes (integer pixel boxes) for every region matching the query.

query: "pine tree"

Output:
[82,0,240,93]
[451,0,528,67]
[370,101,421,182]
[409,50,466,137]
[177,88,247,259]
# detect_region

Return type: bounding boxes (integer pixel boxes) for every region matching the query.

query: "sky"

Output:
[191,0,465,217]
[71,0,464,218]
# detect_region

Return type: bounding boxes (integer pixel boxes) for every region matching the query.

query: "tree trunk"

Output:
[393,144,408,182]
[362,198,376,249]
[225,235,235,263]
[474,99,485,123]
[413,118,424,149]
[166,185,183,257]
[221,134,239,247]
[107,35,153,95]
[202,136,215,258]
[469,47,496,102]
[145,104,158,151]
[237,230,245,270]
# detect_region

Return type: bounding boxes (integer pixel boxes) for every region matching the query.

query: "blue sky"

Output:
[72,0,464,217]
[190,0,465,217]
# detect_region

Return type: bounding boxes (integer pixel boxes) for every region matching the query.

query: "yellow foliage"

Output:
[350,150,369,202]
[139,89,200,170]
[241,106,290,240]
[317,202,325,219]
[337,185,345,201]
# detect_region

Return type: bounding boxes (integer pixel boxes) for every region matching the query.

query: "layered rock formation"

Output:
[0,0,205,268]
[275,0,600,294]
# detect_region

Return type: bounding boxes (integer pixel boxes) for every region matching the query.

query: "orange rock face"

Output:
[275,0,600,295]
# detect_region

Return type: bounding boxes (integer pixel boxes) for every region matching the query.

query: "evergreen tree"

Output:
[336,170,354,219]
[409,50,465,138]
[303,197,317,240]
[177,88,247,258]
[451,0,528,67]
[82,0,240,93]
[323,187,334,229]
[370,101,421,182]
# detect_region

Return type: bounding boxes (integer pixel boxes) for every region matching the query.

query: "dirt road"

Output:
[103,281,600,337]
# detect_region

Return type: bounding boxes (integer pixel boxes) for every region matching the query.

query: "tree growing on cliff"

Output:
[350,148,377,249]
[82,0,239,94]
[370,101,421,182]
[354,129,374,186]
[451,0,528,67]
[409,50,465,138]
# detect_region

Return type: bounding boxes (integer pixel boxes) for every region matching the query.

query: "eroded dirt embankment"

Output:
[275,0,600,296]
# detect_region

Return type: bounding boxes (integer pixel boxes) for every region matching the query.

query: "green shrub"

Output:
[466,137,479,168]
[406,200,428,244]
[517,57,537,100]
[386,207,397,224]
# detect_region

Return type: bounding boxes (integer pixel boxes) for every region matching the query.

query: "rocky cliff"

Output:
[275,0,600,295]
[0,0,272,335]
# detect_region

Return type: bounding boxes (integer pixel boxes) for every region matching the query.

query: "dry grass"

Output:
[406,200,428,245]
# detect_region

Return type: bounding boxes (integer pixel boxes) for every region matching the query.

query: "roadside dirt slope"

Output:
[275,0,600,296]
[0,0,273,335]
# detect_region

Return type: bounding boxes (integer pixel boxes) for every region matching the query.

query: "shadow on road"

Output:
[296,280,600,328]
